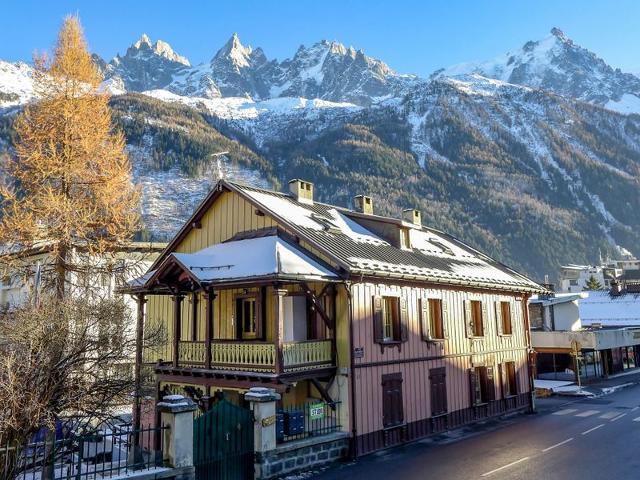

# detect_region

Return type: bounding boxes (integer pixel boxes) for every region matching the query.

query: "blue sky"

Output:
[2,0,639,76]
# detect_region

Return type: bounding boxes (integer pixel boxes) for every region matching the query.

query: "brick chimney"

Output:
[288,179,314,205]
[353,195,373,215]
[402,208,421,226]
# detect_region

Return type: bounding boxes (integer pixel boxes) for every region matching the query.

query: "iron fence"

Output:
[277,401,341,443]
[1,423,168,480]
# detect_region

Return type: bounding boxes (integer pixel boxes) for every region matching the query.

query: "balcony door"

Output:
[235,293,263,340]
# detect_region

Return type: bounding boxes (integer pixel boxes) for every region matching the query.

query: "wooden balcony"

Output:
[175,339,333,373]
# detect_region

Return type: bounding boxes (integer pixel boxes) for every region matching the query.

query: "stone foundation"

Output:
[255,432,350,479]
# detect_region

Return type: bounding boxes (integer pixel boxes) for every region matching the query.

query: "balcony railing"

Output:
[283,339,332,371]
[212,341,276,372]
[174,339,334,373]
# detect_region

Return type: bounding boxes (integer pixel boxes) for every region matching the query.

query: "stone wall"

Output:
[255,432,350,479]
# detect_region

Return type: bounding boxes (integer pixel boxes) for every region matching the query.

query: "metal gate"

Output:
[194,399,254,480]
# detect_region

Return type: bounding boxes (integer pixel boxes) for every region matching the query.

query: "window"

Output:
[382,373,404,428]
[429,367,447,416]
[469,366,494,405]
[504,362,518,397]
[235,294,262,340]
[420,298,444,340]
[373,295,408,345]
[383,297,398,340]
[466,300,484,337]
[500,301,512,335]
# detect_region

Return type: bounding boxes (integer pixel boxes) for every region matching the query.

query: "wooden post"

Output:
[190,292,198,341]
[132,294,147,447]
[204,288,216,369]
[172,293,184,368]
[273,287,287,374]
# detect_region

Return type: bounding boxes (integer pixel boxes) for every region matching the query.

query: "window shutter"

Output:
[256,292,264,340]
[464,300,472,338]
[468,368,477,406]
[441,299,449,338]
[498,363,506,399]
[399,296,409,342]
[420,298,430,341]
[235,298,242,340]
[373,295,383,343]
[486,366,496,402]
[513,364,519,394]
[495,301,502,336]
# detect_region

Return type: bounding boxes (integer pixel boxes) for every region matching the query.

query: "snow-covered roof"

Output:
[146,233,337,287]
[230,182,543,292]
[530,292,588,306]
[579,290,640,327]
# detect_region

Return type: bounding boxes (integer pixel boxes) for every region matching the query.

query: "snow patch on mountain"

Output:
[0,61,35,110]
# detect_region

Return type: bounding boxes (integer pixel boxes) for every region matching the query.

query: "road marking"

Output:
[542,438,574,452]
[600,411,619,419]
[611,413,627,422]
[481,457,530,477]
[553,409,577,416]
[633,416,640,422]
[575,410,599,417]
[581,424,605,435]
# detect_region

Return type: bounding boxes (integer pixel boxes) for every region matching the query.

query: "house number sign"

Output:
[261,415,276,427]
[309,403,325,420]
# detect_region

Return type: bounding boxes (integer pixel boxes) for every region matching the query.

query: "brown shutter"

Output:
[420,297,430,340]
[399,296,409,342]
[235,298,242,339]
[441,299,449,338]
[256,289,265,340]
[464,300,472,338]
[486,366,496,401]
[373,295,383,343]
[469,367,477,406]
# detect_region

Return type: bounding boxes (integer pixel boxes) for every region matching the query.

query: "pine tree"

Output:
[0,15,140,297]
[584,274,603,291]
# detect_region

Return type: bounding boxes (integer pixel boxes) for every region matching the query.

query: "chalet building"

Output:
[125,179,543,456]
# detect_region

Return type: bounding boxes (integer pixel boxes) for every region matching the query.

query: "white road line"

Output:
[600,411,619,419]
[481,457,530,477]
[553,408,578,416]
[542,438,574,452]
[611,413,627,422]
[575,410,599,417]
[581,424,605,435]
[633,416,640,422]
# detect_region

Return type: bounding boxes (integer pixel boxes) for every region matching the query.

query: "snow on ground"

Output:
[605,93,640,114]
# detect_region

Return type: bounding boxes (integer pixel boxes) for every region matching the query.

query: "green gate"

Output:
[194,399,254,480]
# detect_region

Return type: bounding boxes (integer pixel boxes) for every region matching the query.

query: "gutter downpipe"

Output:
[346,281,358,459]
[522,293,536,413]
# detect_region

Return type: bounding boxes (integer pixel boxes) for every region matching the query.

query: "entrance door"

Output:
[193,399,254,480]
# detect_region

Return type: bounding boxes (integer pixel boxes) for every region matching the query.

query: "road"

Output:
[312,385,640,480]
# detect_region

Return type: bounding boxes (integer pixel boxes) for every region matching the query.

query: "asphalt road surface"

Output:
[311,385,640,480]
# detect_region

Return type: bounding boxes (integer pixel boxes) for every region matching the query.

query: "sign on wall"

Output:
[309,402,325,420]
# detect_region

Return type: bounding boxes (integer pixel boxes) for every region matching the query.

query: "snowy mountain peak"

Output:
[125,34,190,66]
[214,33,253,69]
[437,27,640,109]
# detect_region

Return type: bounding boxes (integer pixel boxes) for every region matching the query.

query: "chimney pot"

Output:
[288,179,314,205]
[354,195,373,215]
[402,208,421,226]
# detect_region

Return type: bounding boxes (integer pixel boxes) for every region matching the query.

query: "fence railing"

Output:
[211,342,276,371]
[1,423,168,480]
[277,401,341,444]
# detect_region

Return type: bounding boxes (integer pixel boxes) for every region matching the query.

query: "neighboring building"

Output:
[125,179,543,456]
[529,289,640,381]
[558,258,640,293]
